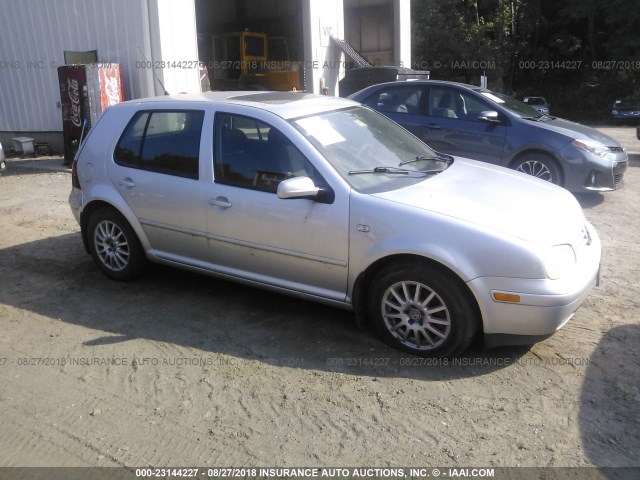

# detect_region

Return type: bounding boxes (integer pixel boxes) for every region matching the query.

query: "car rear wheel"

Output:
[368,263,478,357]
[512,153,562,185]
[87,207,147,281]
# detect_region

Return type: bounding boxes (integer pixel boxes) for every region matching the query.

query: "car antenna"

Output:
[137,45,169,95]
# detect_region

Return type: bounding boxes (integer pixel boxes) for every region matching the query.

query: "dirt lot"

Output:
[0,127,639,472]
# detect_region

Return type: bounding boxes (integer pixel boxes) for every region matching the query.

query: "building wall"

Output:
[302,0,345,96]
[0,0,199,150]
[0,0,409,148]
[147,0,201,96]
[393,0,411,69]
[0,0,154,134]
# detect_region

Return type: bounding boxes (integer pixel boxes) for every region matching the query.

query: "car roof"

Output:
[120,91,359,119]
[348,80,486,99]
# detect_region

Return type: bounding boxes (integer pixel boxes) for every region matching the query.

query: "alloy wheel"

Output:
[94,220,130,272]
[516,160,553,181]
[380,281,451,350]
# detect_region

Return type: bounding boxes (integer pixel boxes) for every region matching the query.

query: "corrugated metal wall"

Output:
[0,0,157,132]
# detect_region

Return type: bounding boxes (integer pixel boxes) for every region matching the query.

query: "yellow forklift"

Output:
[210,31,303,91]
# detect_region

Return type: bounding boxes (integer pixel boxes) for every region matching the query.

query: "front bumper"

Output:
[612,112,640,123]
[467,223,601,347]
[559,143,628,192]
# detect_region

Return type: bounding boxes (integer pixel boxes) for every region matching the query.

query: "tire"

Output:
[512,153,562,185]
[87,207,147,281]
[368,263,478,357]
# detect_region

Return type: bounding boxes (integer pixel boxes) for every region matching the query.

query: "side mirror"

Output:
[478,110,503,124]
[277,176,320,200]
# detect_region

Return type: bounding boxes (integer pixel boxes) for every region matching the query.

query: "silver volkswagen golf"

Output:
[69,91,601,357]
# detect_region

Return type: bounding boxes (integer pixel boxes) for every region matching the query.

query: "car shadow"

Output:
[628,153,640,168]
[2,158,70,176]
[574,192,605,209]
[0,232,530,381]
[579,324,640,475]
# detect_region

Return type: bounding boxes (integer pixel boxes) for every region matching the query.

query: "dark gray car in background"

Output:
[349,81,627,192]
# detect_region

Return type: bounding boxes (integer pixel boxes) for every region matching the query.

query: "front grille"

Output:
[608,146,624,152]
[613,161,628,188]
[614,173,624,186]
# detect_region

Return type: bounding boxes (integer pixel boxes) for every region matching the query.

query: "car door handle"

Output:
[424,123,442,130]
[119,178,136,188]
[208,197,232,209]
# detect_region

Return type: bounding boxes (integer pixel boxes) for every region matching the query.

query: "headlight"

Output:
[543,245,576,280]
[572,139,609,158]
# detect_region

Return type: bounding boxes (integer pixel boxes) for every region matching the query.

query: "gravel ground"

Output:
[0,126,638,474]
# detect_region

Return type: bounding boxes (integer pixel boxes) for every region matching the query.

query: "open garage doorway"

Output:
[195,0,305,91]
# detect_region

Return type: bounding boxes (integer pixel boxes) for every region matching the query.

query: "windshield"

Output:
[524,97,546,106]
[615,99,640,109]
[479,90,544,119]
[244,35,265,57]
[291,107,449,193]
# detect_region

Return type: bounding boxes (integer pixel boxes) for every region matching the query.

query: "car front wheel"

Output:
[368,263,478,357]
[87,207,147,281]
[512,153,562,185]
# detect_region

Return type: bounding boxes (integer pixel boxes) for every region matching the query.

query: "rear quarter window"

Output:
[114,110,204,179]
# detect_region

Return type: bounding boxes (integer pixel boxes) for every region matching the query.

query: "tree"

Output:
[411,0,640,120]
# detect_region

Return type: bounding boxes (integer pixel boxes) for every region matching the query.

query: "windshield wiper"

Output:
[348,166,442,176]
[399,153,453,167]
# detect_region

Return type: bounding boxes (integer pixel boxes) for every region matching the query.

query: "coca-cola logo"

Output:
[67,78,82,127]
[103,75,120,107]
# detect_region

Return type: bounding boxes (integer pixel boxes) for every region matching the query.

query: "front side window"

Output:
[114,110,204,179]
[428,87,490,121]
[214,113,318,193]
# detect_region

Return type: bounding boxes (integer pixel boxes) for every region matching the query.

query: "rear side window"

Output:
[363,86,424,115]
[114,110,204,179]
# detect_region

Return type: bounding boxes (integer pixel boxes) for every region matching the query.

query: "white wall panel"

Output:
[0,0,156,131]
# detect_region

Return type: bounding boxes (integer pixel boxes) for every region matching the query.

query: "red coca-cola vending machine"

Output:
[57,64,124,165]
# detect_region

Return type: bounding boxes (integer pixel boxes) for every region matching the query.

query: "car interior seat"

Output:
[432,92,458,118]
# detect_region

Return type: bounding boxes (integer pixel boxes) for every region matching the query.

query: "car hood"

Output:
[526,117,621,147]
[373,158,585,247]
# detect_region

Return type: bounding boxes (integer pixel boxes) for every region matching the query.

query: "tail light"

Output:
[71,160,81,189]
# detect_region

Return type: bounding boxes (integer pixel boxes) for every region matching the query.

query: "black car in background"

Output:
[349,81,627,192]
[523,96,550,115]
